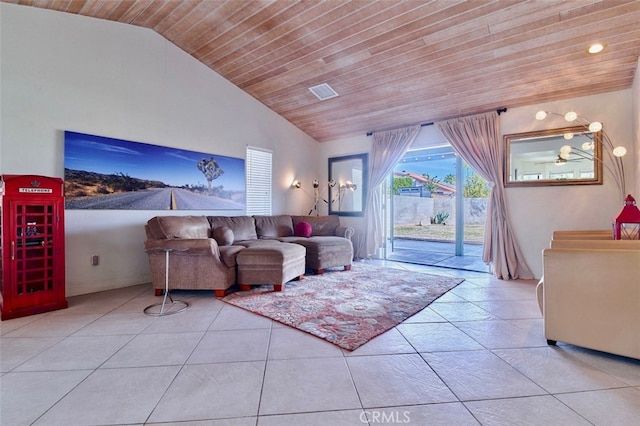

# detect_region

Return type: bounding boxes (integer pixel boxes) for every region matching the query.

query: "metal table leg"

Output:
[144,248,189,316]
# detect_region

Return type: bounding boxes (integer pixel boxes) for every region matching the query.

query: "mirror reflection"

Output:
[504,126,602,187]
[328,153,368,216]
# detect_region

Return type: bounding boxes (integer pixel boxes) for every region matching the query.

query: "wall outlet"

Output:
[91,255,99,266]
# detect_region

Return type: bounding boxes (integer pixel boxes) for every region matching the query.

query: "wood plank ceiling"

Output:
[8,0,640,142]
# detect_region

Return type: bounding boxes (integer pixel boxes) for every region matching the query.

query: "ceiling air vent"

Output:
[308,83,339,100]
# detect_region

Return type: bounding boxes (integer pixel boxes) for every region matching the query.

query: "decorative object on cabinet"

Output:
[0,175,68,320]
[614,195,640,240]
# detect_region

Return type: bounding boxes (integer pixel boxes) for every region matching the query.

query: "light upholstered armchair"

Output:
[144,216,242,297]
[538,232,640,360]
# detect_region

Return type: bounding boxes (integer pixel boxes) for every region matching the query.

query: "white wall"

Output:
[317,135,371,253]
[321,90,637,278]
[0,4,320,295]
[503,90,634,277]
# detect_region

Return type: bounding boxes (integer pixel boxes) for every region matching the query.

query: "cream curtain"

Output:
[359,125,420,258]
[436,112,533,279]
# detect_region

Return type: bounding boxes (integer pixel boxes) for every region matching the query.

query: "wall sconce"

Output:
[340,181,358,191]
[333,181,358,210]
[291,180,301,189]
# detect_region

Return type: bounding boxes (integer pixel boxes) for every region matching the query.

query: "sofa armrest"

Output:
[144,238,220,257]
[542,247,640,358]
[335,225,354,240]
[543,248,640,299]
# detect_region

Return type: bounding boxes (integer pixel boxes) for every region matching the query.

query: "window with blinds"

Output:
[245,146,272,215]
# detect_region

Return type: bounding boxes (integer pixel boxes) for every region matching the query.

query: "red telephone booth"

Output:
[1,175,67,320]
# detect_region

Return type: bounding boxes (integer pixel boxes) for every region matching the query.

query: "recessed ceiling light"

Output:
[308,83,339,100]
[587,43,605,54]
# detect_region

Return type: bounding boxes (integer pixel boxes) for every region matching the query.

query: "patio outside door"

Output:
[382,138,489,272]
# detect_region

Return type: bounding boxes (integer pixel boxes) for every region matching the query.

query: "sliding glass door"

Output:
[383,127,489,270]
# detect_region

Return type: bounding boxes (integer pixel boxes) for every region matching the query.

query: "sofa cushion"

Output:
[292,215,340,236]
[218,245,245,268]
[254,215,294,238]
[146,216,210,239]
[294,221,312,237]
[234,239,284,248]
[207,216,257,241]
[213,226,234,246]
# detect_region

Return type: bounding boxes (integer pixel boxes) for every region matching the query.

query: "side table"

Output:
[144,248,189,316]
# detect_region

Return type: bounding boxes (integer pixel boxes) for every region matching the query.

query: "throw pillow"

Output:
[294,221,312,238]
[213,226,234,246]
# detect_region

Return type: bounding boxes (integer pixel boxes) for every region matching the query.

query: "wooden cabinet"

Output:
[1,175,67,320]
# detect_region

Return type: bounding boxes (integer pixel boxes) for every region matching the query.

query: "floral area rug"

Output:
[222,262,464,351]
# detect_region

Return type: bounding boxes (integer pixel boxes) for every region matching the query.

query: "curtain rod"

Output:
[365,107,507,136]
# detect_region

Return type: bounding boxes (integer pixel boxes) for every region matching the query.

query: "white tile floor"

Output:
[2,259,639,425]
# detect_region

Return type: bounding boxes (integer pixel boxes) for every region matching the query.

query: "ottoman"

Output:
[291,236,353,274]
[236,242,306,292]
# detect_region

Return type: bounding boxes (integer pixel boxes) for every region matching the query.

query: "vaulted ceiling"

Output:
[8,0,640,142]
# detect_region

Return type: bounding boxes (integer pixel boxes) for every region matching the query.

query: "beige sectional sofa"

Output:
[144,214,354,297]
[538,230,640,360]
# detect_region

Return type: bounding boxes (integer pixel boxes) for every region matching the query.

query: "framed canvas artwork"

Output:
[64,131,245,210]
